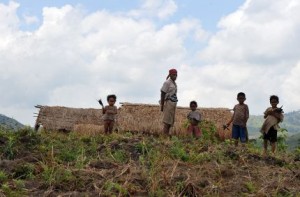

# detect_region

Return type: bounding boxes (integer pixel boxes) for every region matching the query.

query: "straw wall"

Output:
[73,124,104,136]
[35,103,232,138]
[118,103,232,138]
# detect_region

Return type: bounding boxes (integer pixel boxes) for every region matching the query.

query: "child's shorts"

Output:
[232,124,247,143]
[187,125,202,138]
[104,120,115,125]
[263,126,277,143]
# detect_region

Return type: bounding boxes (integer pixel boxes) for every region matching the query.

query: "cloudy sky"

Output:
[1,0,300,126]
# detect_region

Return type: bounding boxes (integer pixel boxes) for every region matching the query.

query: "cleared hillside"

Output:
[0,127,299,196]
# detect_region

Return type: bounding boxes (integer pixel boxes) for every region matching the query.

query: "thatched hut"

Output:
[34,105,102,132]
[35,103,232,138]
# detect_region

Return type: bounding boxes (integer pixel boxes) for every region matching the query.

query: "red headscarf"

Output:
[166,68,177,79]
[169,69,177,75]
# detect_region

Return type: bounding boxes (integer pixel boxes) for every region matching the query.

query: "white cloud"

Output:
[129,0,177,19]
[0,1,204,125]
[282,62,300,112]
[0,1,20,49]
[200,0,300,64]
[196,0,300,114]
[1,0,300,127]
[0,1,19,33]
[23,15,39,25]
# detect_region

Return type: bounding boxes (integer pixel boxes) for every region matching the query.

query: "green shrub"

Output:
[3,135,16,159]
[200,120,217,142]
[170,138,189,162]
[183,120,217,142]
[111,149,128,163]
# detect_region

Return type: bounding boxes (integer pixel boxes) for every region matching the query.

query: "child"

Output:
[99,94,118,134]
[226,92,249,146]
[260,95,284,155]
[187,101,202,139]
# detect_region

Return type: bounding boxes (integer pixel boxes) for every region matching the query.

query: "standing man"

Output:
[160,69,178,136]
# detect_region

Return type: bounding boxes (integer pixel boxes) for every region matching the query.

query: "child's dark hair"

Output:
[190,101,197,107]
[107,94,117,101]
[270,95,279,102]
[237,92,246,98]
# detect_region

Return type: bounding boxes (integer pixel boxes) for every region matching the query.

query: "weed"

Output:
[17,126,41,147]
[3,135,16,159]
[1,180,27,196]
[58,148,78,163]
[175,181,185,193]
[103,181,128,196]
[200,120,218,142]
[123,131,134,137]
[75,147,87,169]
[245,181,256,193]
[190,152,212,164]
[170,145,189,162]
[84,137,99,157]
[13,163,35,179]
[14,179,25,190]
[80,136,92,144]
[135,140,150,156]
[149,188,165,197]
[170,139,189,162]
[41,163,75,188]
[40,163,56,186]
[111,149,128,163]
[277,128,288,152]
[0,170,8,183]
[1,183,11,194]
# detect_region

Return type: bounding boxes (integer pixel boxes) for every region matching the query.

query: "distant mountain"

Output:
[281,110,300,133]
[287,132,300,149]
[247,110,300,143]
[0,114,24,131]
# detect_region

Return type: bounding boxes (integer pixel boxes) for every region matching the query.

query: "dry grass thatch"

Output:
[35,106,102,132]
[35,102,232,138]
[118,102,232,138]
[73,124,104,136]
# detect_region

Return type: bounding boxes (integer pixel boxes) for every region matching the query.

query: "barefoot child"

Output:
[187,101,202,139]
[99,94,118,134]
[260,95,284,155]
[226,92,249,146]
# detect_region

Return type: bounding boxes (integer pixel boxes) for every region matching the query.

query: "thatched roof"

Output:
[35,102,232,138]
